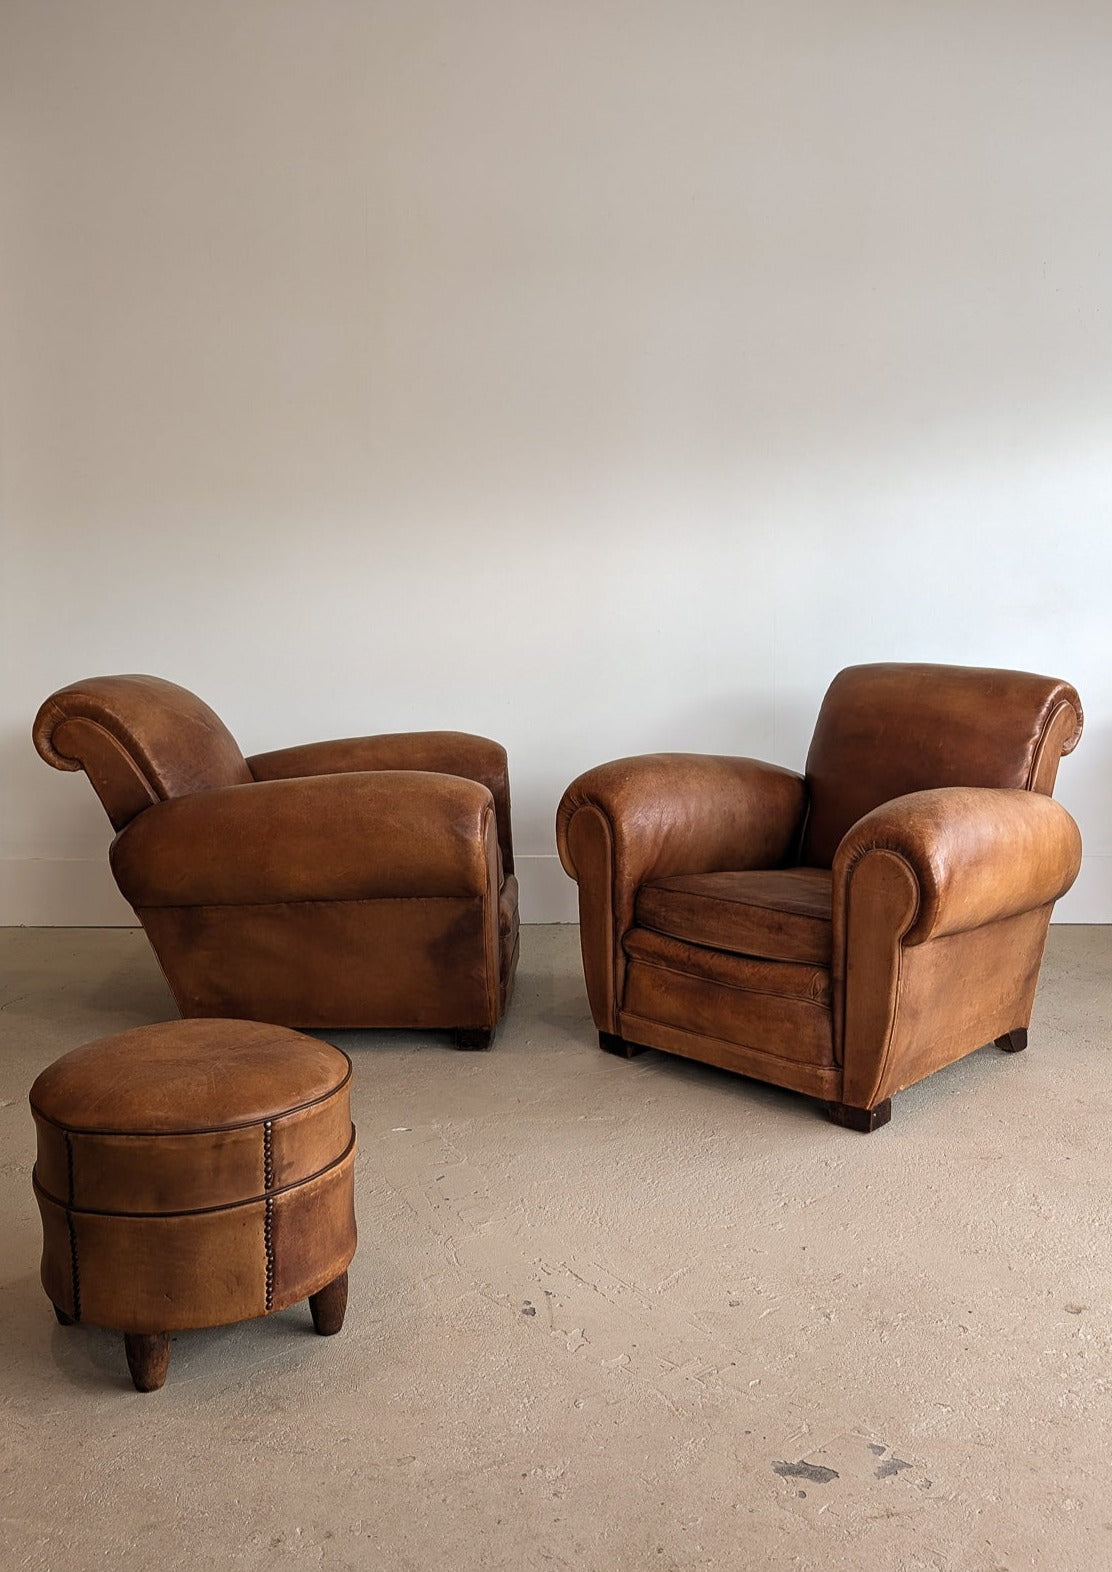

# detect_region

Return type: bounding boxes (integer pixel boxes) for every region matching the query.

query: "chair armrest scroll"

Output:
[557,753,807,893]
[556,753,807,1033]
[834,787,1082,945]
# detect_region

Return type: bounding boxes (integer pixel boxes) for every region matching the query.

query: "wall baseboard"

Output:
[514,854,579,924]
[1,853,1105,926]
[2,859,136,926]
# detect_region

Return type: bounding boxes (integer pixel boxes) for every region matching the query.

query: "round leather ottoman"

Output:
[30,1018,357,1391]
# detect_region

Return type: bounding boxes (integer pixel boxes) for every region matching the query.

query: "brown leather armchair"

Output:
[556,664,1083,1130]
[34,675,519,1044]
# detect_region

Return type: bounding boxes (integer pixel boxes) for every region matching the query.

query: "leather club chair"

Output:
[33,675,519,1046]
[556,664,1083,1130]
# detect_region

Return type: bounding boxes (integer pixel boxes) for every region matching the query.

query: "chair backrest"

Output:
[799,663,1083,867]
[33,675,252,830]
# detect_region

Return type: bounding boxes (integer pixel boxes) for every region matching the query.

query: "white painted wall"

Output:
[2,1,1110,925]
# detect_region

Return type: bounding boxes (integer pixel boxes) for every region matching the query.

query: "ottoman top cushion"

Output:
[30,1018,351,1134]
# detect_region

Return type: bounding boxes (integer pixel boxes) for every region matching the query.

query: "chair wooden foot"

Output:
[53,1303,75,1326]
[309,1270,349,1336]
[452,1029,494,1051]
[599,1030,643,1059]
[124,1331,171,1392]
[995,1029,1028,1053]
[827,1098,892,1133]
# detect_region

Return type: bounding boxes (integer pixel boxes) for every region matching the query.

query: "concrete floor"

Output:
[1,925,1110,1572]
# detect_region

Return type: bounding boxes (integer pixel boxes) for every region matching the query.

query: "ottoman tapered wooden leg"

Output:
[32,1021,357,1392]
[124,1332,171,1392]
[309,1271,348,1336]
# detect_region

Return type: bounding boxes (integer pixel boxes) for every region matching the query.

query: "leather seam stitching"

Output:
[31,1132,356,1218]
[67,1212,81,1324]
[630,933,830,967]
[842,848,919,1102]
[625,959,830,1010]
[264,1121,275,1314]
[64,1131,82,1323]
[131,895,491,910]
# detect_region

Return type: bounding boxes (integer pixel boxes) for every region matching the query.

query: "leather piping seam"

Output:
[843,848,919,1104]
[480,803,501,1020]
[639,885,831,918]
[838,844,922,938]
[30,1057,353,1136]
[641,897,829,920]
[631,931,830,967]
[128,893,493,910]
[34,697,80,770]
[624,958,830,1011]
[30,1129,357,1216]
[63,1130,82,1322]
[599,814,621,1015]
[584,804,621,1021]
[58,716,162,798]
[66,1210,81,1323]
[1026,699,1077,787]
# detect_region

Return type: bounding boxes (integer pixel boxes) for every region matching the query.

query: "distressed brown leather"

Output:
[112,773,499,905]
[30,1019,356,1333]
[623,932,833,1066]
[557,664,1083,1123]
[556,754,808,1032]
[32,675,252,829]
[802,663,1082,866]
[33,676,518,1035]
[636,869,833,966]
[834,788,1081,947]
[249,732,514,876]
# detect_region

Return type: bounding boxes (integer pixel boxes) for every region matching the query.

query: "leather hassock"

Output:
[30,1019,357,1334]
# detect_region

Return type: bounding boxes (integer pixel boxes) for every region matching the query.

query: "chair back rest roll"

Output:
[33,675,252,830]
[800,663,1083,868]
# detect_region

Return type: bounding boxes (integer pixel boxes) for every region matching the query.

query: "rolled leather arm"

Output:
[247,731,513,874]
[111,771,499,907]
[557,754,807,1033]
[834,786,1082,946]
[557,753,808,894]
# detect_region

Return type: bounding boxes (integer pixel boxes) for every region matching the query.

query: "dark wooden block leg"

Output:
[599,1031,643,1059]
[995,1029,1028,1054]
[53,1304,75,1327]
[124,1331,171,1392]
[452,1029,494,1051]
[309,1270,349,1336]
[827,1098,892,1133]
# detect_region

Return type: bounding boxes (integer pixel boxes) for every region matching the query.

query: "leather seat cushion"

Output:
[621,930,833,1066]
[634,867,833,966]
